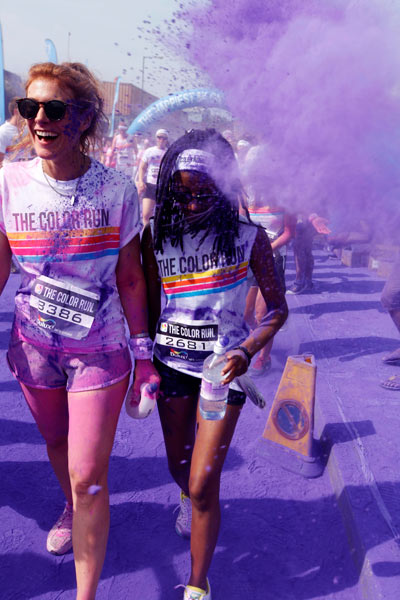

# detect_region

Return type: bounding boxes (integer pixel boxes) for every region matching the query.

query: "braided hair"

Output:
[153,128,251,257]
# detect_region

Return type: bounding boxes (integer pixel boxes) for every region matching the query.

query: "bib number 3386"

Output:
[29,275,100,340]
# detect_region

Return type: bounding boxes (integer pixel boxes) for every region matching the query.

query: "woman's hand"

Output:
[137,180,146,196]
[130,359,161,405]
[221,349,249,384]
[311,216,331,235]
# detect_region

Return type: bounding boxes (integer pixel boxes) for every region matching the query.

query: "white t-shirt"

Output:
[151,218,258,378]
[0,121,19,156]
[113,134,136,175]
[0,157,141,352]
[141,146,167,185]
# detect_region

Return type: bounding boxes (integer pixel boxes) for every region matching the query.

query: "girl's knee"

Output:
[69,465,107,504]
[189,474,220,511]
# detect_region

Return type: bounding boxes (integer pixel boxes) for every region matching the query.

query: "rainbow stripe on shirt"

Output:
[162,261,249,299]
[7,227,120,263]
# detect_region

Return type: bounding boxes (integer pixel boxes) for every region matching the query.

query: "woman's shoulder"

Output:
[3,156,40,173]
[1,157,41,188]
[88,159,136,187]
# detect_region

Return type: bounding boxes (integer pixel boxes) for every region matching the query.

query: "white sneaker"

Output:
[175,490,192,538]
[183,579,211,600]
[46,503,73,555]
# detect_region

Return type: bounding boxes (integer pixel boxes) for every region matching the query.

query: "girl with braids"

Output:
[142,129,288,599]
[0,62,159,599]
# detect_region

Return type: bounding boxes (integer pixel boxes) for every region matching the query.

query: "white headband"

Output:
[172,149,215,175]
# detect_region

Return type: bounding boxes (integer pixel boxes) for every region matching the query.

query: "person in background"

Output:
[235,139,251,173]
[380,258,400,390]
[137,128,169,227]
[100,136,113,167]
[0,61,159,599]
[0,97,25,166]
[245,203,296,373]
[221,128,235,148]
[109,121,137,176]
[142,128,287,600]
[326,218,372,250]
[287,212,331,295]
[133,133,150,179]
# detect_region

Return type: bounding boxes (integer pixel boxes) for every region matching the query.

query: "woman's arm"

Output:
[270,212,296,251]
[222,227,288,383]
[116,233,160,389]
[141,224,161,340]
[0,231,12,296]
[137,159,148,196]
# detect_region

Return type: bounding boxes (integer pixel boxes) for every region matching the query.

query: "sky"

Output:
[0,0,208,97]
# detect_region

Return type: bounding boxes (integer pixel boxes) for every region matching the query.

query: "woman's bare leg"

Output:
[20,383,72,504]
[188,404,242,590]
[68,375,129,600]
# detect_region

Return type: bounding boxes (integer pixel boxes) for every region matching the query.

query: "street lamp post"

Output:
[140,55,161,109]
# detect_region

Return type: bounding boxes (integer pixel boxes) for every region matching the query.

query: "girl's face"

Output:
[172,170,220,216]
[25,77,91,163]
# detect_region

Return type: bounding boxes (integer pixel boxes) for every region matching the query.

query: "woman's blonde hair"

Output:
[14,62,108,157]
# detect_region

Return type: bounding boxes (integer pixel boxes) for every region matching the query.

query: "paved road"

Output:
[0,249,398,599]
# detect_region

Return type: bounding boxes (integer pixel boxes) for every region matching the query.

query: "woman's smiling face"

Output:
[25,78,89,164]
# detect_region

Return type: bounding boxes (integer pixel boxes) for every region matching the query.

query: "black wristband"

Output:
[234,345,252,365]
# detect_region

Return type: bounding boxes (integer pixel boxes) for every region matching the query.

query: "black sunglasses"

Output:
[16,98,81,122]
[172,189,220,205]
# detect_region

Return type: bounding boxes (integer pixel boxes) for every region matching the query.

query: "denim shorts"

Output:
[7,333,132,392]
[154,357,246,406]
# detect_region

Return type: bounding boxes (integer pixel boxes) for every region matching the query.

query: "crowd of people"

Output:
[0,61,399,600]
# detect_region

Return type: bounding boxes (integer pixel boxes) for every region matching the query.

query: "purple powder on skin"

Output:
[163,0,400,235]
[87,484,102,495]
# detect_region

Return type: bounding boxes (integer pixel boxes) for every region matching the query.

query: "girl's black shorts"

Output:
[153,356,246,406]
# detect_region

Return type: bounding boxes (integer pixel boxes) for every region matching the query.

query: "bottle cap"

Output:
[147,382,159,393]
[213,335,229,354]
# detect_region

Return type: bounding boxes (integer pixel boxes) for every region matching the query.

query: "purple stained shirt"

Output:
[0,157,141,352]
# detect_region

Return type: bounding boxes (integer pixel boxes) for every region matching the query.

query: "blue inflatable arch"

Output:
[127,88,226,135]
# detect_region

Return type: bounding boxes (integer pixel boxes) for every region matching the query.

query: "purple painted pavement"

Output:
[1,248,399,599]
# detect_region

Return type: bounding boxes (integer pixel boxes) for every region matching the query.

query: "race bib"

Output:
[29,275,100,340]
[148,165,160,183]
[155,319,218,363]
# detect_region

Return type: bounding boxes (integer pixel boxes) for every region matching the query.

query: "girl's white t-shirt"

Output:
[0,157,141,352]
[141,146,167,185]
[151,219,258,378]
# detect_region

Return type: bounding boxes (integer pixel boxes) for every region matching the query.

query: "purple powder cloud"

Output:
[166,0,400,235]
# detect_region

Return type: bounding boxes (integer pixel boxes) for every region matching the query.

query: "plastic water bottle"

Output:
[125,382,158,419]
[199,336,230,420]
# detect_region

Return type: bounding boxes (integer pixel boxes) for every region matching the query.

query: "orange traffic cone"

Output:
[258,354,323,478]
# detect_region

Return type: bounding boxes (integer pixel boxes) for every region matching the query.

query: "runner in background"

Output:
[137,128,169,227]
[0,61,159,599]
[0,97,25,166]
[133,133,150,179]
[100,136,113,167]
[110,120,137,177]
[245,204,296,374]
[142,129,287,600]
[380,258,400,390]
